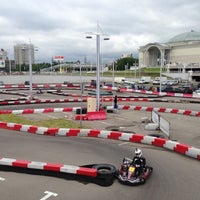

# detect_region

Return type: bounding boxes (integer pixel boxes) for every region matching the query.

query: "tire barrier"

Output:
[0,122,199,160]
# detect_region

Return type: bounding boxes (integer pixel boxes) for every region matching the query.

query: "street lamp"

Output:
[159,49,164,92]
[112,61,116,88]
[86,23,110,111]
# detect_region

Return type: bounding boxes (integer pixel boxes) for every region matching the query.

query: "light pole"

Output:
[86,23,109,111]
[112,61,115,88]
[28,42,33,99]
[159,49,164,92]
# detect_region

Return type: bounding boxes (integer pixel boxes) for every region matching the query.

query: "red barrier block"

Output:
[75,115,87,120]
[123,105,130,110]
[44,163,64,171]
[174,143,190,154]
[77,167,97,177]
[129,134,144,143]
[28,126,38,133]
[13,160,31,168]
[88,130,101,137]
[158,108,167,112]
[183,110,192,115]
[14,124,22,131]
[152,138,167,147]
[108,132,122,140]
[87,111,106,120]
[67,129,80,136]
[46,128,59,136]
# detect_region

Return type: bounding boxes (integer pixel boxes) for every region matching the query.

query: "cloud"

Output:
[0,0,200,63]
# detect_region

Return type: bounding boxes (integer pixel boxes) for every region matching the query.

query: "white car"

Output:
[193,89,200,96]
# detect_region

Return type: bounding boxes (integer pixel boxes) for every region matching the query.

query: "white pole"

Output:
[159,49,164,92]
[96,34,100,111]
[112,61,115,88]
[29,43,33,99]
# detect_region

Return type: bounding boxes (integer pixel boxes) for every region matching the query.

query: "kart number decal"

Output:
[128,166,135,173]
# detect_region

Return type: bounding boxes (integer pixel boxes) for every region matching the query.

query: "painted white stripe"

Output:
[40,191,58,200]
[0,177,5,181]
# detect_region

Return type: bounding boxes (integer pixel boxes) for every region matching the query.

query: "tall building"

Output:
[0,49,7,70]
[14,43,35,66]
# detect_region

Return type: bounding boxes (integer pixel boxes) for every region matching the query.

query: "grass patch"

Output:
[0,114,88,128]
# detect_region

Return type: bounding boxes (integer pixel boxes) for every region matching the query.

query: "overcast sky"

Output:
[1,0,200,63]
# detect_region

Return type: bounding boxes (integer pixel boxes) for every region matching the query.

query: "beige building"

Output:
[139,30,200,81]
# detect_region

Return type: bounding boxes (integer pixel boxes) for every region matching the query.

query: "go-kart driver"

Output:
[132,148,146,177]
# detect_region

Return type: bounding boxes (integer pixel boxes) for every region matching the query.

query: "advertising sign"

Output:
[53,56,64,61]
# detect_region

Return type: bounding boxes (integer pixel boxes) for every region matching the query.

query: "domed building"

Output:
[139,30,200,81]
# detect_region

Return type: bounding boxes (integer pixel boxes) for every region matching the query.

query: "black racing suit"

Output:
[132,156,146,177]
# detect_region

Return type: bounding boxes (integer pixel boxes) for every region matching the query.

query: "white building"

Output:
[139,30,200,81]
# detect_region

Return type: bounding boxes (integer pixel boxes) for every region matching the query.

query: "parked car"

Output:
[161,86,174,92]
[193,89,200,96]
[24,81,30,85]
[0,81,4,85]
[166,80,179,86]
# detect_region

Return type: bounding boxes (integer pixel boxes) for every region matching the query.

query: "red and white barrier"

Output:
[1,104,199,117]
[107,105,200,117]
[0,157,97,177]
[0,122,199,160]
[118,87,200,99]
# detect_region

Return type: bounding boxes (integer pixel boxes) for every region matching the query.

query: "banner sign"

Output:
[53,56,64,61]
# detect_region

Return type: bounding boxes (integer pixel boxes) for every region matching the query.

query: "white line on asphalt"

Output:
[40,191,58,200]
[0,177,5,181]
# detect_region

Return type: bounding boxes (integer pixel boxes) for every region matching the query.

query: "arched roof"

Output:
[168,30,200,43]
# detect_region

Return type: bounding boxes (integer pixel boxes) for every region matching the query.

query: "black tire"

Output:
[92,164,117,179]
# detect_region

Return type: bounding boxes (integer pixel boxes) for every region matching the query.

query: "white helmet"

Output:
[135,148,142,157]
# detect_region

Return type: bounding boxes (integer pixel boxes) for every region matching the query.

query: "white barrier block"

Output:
[36,127,48,135]
[56,128,69,136]
[186,147,200,159]
[60,165,79,174]
[34,109,44,113]
[0,158,16,166]
[98,130,111,138]
[20,125,31,132]
[165,108,173,113]
[141,136,156,145]
[119,133,133,141]
[164,140,179,150]
[28,161,47,170]
[12,110,24,114]
[79,129,91,137]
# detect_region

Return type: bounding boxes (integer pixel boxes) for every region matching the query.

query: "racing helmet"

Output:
[135,148,142,157]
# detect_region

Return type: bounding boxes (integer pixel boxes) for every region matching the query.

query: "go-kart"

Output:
[116,157,153,186]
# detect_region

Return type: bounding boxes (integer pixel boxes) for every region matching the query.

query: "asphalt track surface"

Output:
[0,86,200,199]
